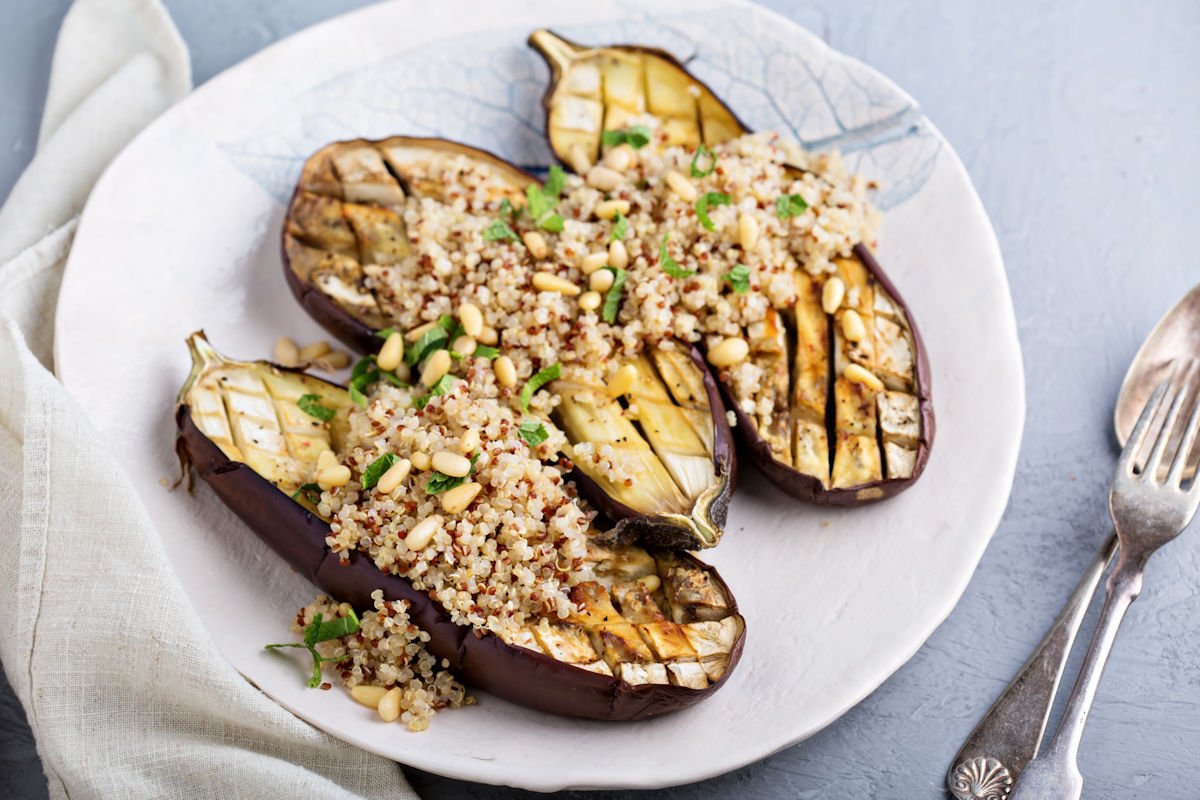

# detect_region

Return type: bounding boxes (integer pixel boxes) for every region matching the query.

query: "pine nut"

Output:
[581,251,609,274]
[410,452,431,471]
[494,356,517,387]
[317,449,339,472]
[376,458,412,495]
[405,515,443,551]
[420,349,452,387]
[452,335,477,356]
[665,170,697,202]
[586,165,624,192]
[532,271,581,296]
[522,230,549,259]
[376,332,404,372]
[458,429,480,454]
[458,302,483,337]
[578,291,602,312]
[595,199,631,220]
[377,687,403,722]
[822,276,846,314]
[337,602,354,618]
[607,364,638,398]
[389,362,412,384]
[638,574,661,592]
[298,340,331,362]
[567,144,591,175]
[351,685,389,709]
[738,213,759,250]
[844,363,884,391]
[314,350,351,370]
[841,309,867,342]
[440,481,483,515]
[589,269,615,293]
[317,464,352,490]
[406,320,438,341]
[707,337,750,368]
[274,337,300,367]
[602,143,635,172]
[477,326,499,346]
[432,451,472,478]
[608,239,629,269]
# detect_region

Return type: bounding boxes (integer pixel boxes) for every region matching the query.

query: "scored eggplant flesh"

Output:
[175,334,745,717]
[528,29,744,170]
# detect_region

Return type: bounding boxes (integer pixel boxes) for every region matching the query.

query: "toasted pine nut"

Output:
[317,464,352,490]
[608,239,629,269]
[420,349,452,387]
[298,340,331,362]
[603,143,635,172]
[377,687,403,722]
[351,685,389,709]
[822,276,846,314]
[452,335,477,356]
[458,302,483,338]
[274,337,300,367]
[410,452,431,471]
[567,144,592,175]
[432,451,472,478]
[440,481,483,515]
[389,362,412,384]
[607,364,638,398]
[458,429,480,454]
[494,356,517,387]
[707,337,750,368]
[595,199,631,220]
[314,350,352,371]
[738,213,760,250]
[586,165,624,192]
[376,458,412,495]
[522,230,549,259]
[477,326,499,346]
[578,291,603,312]
[844,363,884,391]
[406,320,438,341]
[589,269,615,293]
[317,449,339,472]
[665,170,697,202]
[376,332,404,372]
[841,309,867,343]
[532,271,581,296]
[405,515,443,551]
[581,251,609,274]
[337,602,354,618]
[638,574,661,592]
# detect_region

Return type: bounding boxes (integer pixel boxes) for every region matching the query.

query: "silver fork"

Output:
[1010,363,1200,800]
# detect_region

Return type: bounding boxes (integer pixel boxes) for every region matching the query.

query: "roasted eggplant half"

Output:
[282,136,736,548]
[175,333,744,720]
[529,29,934,504]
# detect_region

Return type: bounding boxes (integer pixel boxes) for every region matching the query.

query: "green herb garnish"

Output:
[424,452,481,495]
[601,267,626,323]
[526,182,564,233]
[601,125,652,150]
[775,193,808,219]
[472,344,500,359]
[518,420,549,447]
[610,212,628,242]
[695,192,731,231]
[519,363,562,412]
[297,393,336,422]
[659,233,695,279]
[498,197,516,222]
[543,164,566,198]
[690,144,716,178]
[348,356,378,407]
[291,482,322,505]
[375,326,397,339]
[484,218,520,243]
[360,453,398,490]
[415,374,458,409]
[405,319,452,367]
[723,264,752,294]
[264,610,360,688]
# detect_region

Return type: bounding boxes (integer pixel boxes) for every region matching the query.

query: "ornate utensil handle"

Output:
[946,532,1117,799]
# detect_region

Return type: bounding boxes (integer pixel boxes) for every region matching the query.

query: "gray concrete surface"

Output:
[2,1,1198,797]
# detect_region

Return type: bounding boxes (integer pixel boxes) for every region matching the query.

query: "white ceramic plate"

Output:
[55,0,1023,790]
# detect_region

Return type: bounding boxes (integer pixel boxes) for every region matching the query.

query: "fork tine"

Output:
[1119,377,1172,475]
[1168,366,1200,489]
[1141,365,1193,481]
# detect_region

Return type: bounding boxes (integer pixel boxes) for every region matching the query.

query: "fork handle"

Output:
[1008,555,1144,800]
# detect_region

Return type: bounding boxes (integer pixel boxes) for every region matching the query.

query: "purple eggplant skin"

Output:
[572,344,738,551]
[720,244,935,506]
[175,406,745,721]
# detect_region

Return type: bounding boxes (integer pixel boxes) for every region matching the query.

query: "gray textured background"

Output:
[2,1,1198,798]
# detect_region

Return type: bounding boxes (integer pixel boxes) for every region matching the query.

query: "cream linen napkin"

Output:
[0,1,417,797]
